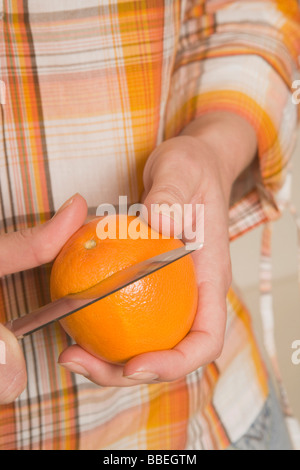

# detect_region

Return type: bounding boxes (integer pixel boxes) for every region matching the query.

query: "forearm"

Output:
[180,111,258,199]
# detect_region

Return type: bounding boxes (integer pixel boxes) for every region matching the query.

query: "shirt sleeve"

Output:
[164,0,300,240]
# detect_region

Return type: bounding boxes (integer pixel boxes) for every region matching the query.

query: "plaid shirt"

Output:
[0,0,299,450]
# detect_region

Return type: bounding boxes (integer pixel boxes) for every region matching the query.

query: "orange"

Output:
[50,215,198,364]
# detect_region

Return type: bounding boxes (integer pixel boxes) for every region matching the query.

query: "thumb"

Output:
[0,193,88,277]
[0,193,88,403]
[0,323,27,404]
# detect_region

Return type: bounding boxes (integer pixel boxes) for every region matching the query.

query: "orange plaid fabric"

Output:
[0,0,299,450]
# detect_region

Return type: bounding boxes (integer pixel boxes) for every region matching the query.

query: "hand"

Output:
[58,111,257,385]
[0,194,88,404]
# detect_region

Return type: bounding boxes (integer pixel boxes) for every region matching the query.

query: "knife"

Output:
[5,243,203,339]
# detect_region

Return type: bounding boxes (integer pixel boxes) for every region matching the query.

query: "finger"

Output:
[142,139,203,237]
[0,193,88,277]
[123,279,227,382]
[58,345,158,387]
[0,323,27,404]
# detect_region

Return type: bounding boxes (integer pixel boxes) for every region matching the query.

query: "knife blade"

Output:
[5,243,202,339]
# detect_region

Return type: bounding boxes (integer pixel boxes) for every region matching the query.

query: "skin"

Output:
[0,111,257,401]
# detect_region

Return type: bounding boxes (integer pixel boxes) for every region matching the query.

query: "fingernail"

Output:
[59,362,89,377]
[54,193,78,217]
[125,371,159,381]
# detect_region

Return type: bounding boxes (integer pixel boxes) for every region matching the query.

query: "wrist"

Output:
[180,111,258,198]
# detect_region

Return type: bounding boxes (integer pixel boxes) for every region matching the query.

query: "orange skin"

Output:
[50,215,198,364]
